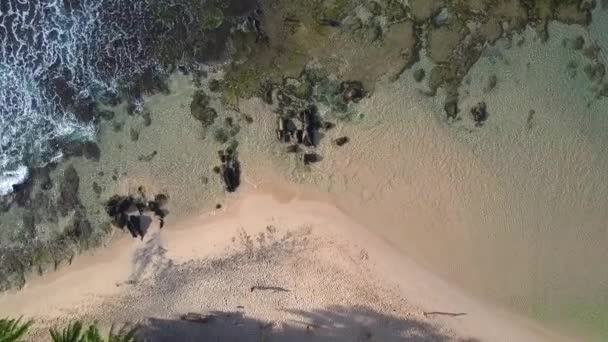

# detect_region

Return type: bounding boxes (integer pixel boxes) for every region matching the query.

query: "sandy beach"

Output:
[0,182,570,341]
[1,1,608,341]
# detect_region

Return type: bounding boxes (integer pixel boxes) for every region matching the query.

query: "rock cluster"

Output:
[267,67,364,165]
[105,190,169,239]
[215,149,241,193]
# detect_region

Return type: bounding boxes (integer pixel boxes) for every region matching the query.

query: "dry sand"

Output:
[0,183,569,341]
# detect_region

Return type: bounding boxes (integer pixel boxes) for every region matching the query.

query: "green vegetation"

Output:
[0,318,32,342]
[0,318,137,342]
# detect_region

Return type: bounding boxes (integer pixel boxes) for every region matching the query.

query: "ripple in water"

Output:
[0,0,158,195]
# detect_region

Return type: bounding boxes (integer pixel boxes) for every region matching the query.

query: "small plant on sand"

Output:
[0,318,137,342]
[0,317,32,342]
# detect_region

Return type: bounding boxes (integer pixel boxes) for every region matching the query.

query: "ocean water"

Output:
[0,0,156,195]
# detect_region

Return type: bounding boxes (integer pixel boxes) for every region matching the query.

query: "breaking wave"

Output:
[0,0,157,194]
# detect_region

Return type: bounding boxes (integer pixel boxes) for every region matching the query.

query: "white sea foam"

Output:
[0,166,29,196]
[0,0,156,194]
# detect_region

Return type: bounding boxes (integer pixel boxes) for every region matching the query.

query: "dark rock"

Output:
[57,165,81,216]
[471,102,489,126]
[98,110,115,121]
[413,69,426,82]
[154,194,169,206]
[71,96,97,123]
[243,114,254,124]
[225,117,234,127]
[138,150,158,162]
[142,111,153,126]
[9,169,33,207]
[130,128,140,142]
[222,162,240,193]
[299,107,318,147]
[31,191,58,224]
[69,211,93,240]
[321,121,335,130]
[98,91,122,107]
[21,211,36,239]
[216,204,222,209]
[106,195,134,224]
[83,142,101,161]
[340,81,365,103]
[319,18,341,27]
[485,74,497,92]
[59,141,84,158]
[178,65,189,75]
[209,79,221,92]
[583,63,606,82]
[0,196,12,213]
[127,215,144,239]
[334,137,349,146]
[218,150,241,192]
[572,36,585,50]
[213,128,230,144]
[600,83,608,97]
[35,167,53,191]
[259,80,274,105]
[191,90,218,127]
[133,67,170,95]
[444,100,459,120]
[113,122,124,132]
[212,166,221,174]
[301,152,320,165]
[92,182,103,196]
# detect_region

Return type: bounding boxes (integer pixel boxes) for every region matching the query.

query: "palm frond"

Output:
[49,321,83,342]
[0,317,32,342]
[81,324,103,342]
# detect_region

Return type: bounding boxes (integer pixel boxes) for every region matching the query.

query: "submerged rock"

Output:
[444,100,459,120]
[57,165,81,216]
[413,69,426,82]
[340,81,365,104]
[433,8,450,27]
[190,90,218,127]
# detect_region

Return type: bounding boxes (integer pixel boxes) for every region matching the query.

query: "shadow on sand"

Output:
[139,305,480,342]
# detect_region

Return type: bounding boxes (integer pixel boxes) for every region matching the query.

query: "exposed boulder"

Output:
[334,137,349,146]
[301,152,321,165]
[104,191,169,237]
[471,102,489,126]
[217,149,241,192]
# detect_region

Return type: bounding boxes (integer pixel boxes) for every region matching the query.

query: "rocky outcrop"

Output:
[105,190,169,239]
[216,149,241,193]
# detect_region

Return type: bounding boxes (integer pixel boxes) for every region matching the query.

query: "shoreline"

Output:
[0,182,574,341]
